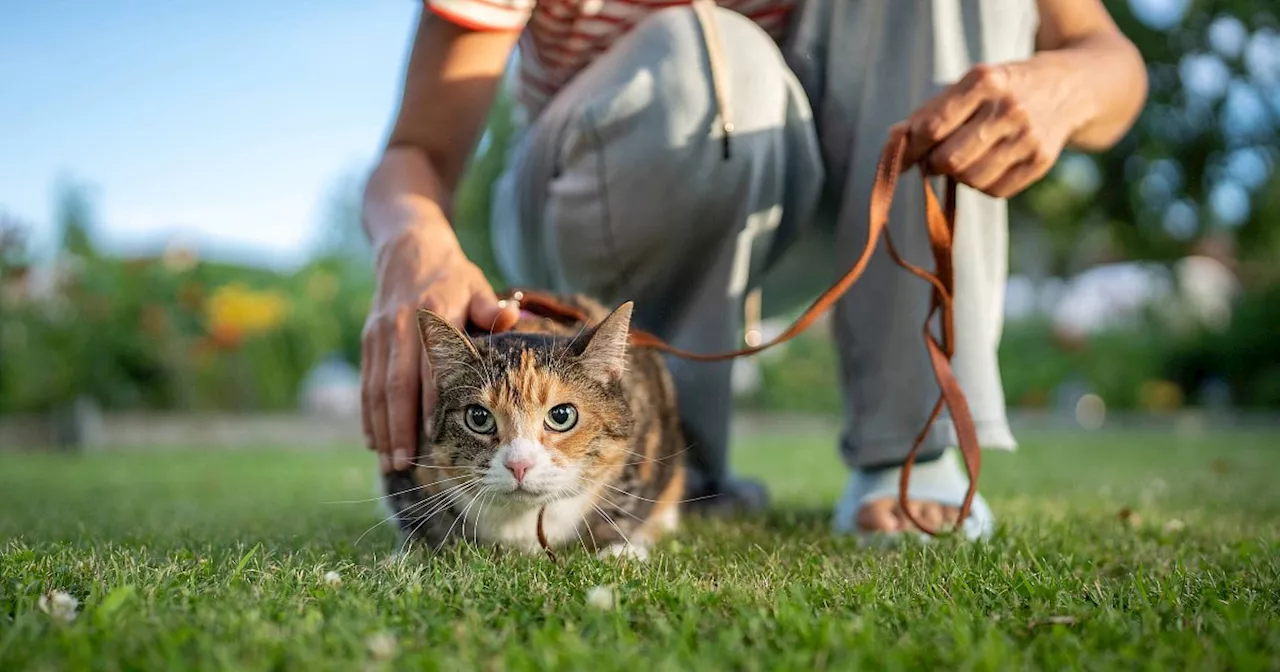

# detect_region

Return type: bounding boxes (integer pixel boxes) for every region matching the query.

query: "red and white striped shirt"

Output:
[427,0,796,118]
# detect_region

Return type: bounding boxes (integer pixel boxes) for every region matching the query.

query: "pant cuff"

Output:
[840,417,1018,471]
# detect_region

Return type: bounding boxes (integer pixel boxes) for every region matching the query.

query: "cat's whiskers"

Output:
[321,472,475,505]
[404,479,485,542]
[586,490,646,525]
[404,462,483,472]
[457,360,496,391]
[579,475,717,506]
[566,485,598,555]
[414,478,484,526]
[470,491,493,546]
[553,322,590,372]
[442,489,478,544]
[616,442,695,467]
[356,477,481,546]
[589,501,635,551]
[571,517,589,554]
[578,495,599,551]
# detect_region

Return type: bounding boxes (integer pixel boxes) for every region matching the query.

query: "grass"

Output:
[1,426,1278,670]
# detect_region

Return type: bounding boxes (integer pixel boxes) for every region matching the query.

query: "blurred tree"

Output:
[312,170,372,270]
[0,213,30,409]
[1015,0,1279,275]
[53,179,100,260]
[310,75,516,288]
[0,214,26,270]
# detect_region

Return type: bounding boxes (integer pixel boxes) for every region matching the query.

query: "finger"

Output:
[365,325,393,469]
[385,309,422,472]
[984,148,1056,199]
[954,135,1028,192]
[359,329,376,452]
[468,288,519,334]
[923,101,1017,177]
[904,65,1007,166]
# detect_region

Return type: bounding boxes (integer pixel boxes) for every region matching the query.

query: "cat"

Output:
[382,294,686,561]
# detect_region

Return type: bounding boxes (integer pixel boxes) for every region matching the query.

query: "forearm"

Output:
[361,146,460,255]
[1029,31,1147,152]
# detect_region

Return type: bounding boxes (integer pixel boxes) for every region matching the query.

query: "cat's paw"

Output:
[597,543,650,563]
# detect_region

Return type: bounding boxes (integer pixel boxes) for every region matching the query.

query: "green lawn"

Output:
[2,426,1278,670]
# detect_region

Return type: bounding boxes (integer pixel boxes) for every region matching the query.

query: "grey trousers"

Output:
[492,0,1037,487]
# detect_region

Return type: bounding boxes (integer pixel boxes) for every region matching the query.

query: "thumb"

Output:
[468,287,520,333]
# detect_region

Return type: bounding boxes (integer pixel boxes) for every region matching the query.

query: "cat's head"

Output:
[416,302,636,508]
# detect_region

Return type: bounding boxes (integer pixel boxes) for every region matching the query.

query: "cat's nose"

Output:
[504,458,534,485]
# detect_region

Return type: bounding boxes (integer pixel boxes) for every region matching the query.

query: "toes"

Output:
[857,499,901,532]
[922,503,946,531]
[858,498,969,534]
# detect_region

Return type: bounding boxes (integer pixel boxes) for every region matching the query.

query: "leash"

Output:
[500,127,979,539]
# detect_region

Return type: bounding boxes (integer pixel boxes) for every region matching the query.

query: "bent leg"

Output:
[492,5,823,510]
[778,0,1032,536]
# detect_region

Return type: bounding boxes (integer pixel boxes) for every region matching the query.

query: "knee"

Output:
[626,6,795,135]
[562,5,796,160]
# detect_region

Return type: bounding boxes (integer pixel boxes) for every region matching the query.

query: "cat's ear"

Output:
[578,301,633,383]
[417,309,481,381]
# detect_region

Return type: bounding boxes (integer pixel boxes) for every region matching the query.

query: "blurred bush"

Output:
[734,279,1280,417]
[1166,282,1280,408]
[0,88,521,416]
[735,331,842,415]
[0,229,375,413]
[3,1,1279,417]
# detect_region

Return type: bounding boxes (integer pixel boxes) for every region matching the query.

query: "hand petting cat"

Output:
[359,202,518,475]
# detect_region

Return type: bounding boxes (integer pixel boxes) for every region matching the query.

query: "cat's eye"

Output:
[545,404,578,432]
[463,405,497,434]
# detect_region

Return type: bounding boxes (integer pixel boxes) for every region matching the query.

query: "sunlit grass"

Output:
[1,428,1277,670]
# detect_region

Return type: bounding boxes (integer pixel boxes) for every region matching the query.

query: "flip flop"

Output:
[832,448,995,543]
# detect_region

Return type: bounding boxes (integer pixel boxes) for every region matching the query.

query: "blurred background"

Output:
[2,0,1278,449]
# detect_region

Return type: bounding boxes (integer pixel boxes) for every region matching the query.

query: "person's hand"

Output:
[898,61,1084,199]
[361,222,519,473]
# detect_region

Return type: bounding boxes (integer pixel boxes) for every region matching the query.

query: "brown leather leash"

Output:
[499,127,980,538]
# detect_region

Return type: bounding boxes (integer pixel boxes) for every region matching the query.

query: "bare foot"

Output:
[857,498,961,532]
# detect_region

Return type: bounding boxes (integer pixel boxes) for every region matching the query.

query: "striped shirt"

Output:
[427,0,796,118]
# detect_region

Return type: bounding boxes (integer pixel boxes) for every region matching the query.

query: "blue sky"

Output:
[0,0,419,267]
[0,0,1234,269]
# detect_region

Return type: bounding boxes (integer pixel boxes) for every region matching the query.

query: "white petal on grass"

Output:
[366,632,398,660]
[1163,518,1186,533]
[586,584,617,610]
[38,590,79,623]
[322,570,342,587]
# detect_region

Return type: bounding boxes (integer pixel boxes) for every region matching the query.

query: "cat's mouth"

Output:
[499,483,563,507]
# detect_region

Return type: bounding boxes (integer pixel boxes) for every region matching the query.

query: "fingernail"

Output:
[378,452,391,473]
[394,450,411,471]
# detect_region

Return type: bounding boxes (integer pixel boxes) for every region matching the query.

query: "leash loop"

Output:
[502,127,980,537]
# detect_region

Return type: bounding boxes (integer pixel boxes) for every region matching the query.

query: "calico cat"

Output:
[382,294,686,560]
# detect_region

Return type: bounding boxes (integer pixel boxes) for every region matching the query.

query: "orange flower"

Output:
[204,283,289,348]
